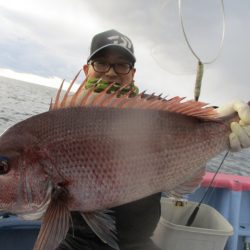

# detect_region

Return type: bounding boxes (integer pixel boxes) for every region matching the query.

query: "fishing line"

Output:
[178,0,225,101]
[185,150,229,226]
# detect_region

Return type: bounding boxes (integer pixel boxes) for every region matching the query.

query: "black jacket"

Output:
[57,193,161,250]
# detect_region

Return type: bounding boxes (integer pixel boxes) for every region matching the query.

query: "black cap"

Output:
[87,29,136,63]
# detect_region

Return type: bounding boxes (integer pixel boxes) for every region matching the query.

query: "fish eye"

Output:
[0,157,10,175]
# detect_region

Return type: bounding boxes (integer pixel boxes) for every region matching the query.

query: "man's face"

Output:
[83,48,136,86]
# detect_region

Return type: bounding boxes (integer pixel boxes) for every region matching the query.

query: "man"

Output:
[57,29,250,250]
[57,29,162,250]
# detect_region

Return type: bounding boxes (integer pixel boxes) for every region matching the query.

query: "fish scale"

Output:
[0,77,244,250]
[0,107,228,212]
[7,106,228,212]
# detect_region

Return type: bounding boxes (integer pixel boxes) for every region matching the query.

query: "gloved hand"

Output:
[216,100,250,151]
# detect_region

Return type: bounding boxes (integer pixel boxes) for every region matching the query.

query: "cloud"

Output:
[0,0,250,106]
[0,1,100,79]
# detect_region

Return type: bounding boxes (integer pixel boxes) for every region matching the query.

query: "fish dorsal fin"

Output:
[50,71,219,121]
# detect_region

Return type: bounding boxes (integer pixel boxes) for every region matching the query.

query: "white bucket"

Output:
[152,198,233,250]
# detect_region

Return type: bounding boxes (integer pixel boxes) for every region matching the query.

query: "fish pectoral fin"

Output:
[80,210,119,250]
[33,187,70,250]
[167,166,206,198]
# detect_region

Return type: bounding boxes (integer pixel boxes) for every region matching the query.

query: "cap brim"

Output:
[87,44,136,63]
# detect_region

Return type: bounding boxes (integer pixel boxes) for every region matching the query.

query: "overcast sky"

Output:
[0,0,250,105]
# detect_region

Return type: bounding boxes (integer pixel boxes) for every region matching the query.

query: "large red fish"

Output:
[0,73,246,250]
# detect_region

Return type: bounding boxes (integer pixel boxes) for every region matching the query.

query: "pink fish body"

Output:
[0,75,244,249]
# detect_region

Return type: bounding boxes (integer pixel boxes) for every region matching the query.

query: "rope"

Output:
[178,0,225,64]
[178,0,226,100]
